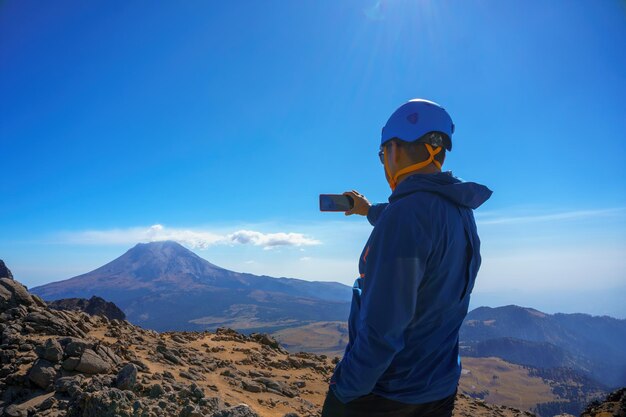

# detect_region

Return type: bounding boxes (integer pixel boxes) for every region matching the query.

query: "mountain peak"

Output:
[136,240,183,247]
[30,241,228,301]
[124,240,212,263]
[131,240,190,252]
[109,240,224,276]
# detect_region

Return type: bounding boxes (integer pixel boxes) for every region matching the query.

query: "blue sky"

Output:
[1,1,625,317]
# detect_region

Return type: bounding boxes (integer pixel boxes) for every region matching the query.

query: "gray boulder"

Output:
[74,348,111,374]
[54,374,84,393]
[3,404,27,417]
[28,358,58,391]
[35,338,64,362]
[242,379,264,393]
[0,278,34,312]
[212,404,260,417]
[115,363,137,391]
[157,344,182,364]
[253,377,297,398]
[249,333,283,351]
[23,309,86,337]
[179,404,203,417]
[96,344,123,366]
[62,356,81,371]
[38,396,58,411]
[78,387,135,417]
[148,383,165,398]
[64,339,91,357]
[200,396,224,414]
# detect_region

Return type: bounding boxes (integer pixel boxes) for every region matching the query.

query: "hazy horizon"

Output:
[16,239,626,320]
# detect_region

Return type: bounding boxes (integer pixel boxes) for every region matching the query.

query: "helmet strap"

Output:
[385,143,442,191]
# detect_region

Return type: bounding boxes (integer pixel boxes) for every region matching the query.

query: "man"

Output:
[322,99,492,417]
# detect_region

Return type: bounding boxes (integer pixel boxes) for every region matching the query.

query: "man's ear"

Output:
[390,141,401,165]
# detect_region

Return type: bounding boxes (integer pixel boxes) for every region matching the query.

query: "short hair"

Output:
[387,136,446,165]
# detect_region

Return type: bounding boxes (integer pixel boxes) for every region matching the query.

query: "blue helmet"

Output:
[381,99,454,151]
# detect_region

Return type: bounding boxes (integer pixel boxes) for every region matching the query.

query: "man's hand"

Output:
[343,190,371,216]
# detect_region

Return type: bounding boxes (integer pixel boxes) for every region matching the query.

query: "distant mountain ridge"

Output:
[461,305,626,389]
[31,241,351,333]
[47,295,126,321]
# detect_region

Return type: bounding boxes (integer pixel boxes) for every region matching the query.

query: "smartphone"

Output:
[319,194,354,212]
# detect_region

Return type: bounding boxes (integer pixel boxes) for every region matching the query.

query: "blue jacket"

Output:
[330,171,492,404]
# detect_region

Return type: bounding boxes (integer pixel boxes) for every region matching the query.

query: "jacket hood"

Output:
[389,171,492,209]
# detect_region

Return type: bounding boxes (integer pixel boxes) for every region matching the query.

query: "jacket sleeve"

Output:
[366,203,388,226]
[331,204,431,403]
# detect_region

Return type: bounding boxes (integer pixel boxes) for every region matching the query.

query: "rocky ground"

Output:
[580,388,626,417]
[1,274,543,417]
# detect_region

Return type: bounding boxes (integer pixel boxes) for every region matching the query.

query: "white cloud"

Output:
[227,230,320,247]
[59,224,320,249]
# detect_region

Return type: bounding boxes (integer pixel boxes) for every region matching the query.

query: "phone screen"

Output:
[319,194,354,212]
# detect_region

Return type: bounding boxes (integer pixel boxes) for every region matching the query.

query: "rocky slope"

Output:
[0,276,540,417]
[581,387,626,416]
[47,296,126,321]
